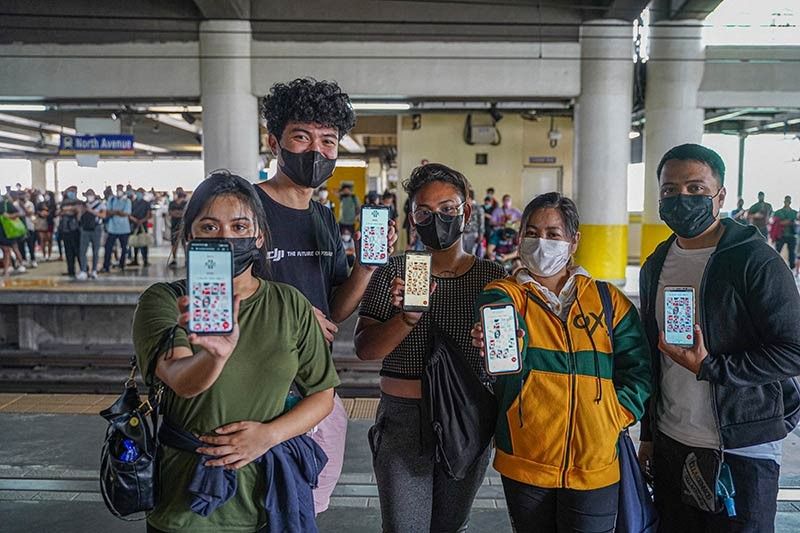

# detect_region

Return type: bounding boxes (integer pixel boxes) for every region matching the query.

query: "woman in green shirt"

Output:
[133,171,340,533]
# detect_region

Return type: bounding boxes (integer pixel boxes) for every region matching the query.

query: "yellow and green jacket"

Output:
[478,274,651,490]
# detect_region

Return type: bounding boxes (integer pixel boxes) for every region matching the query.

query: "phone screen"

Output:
[664,288,695,346]
[187,241,234,335]
[360,207,389,265]
[481,304,522,374]
[403,252,431,311]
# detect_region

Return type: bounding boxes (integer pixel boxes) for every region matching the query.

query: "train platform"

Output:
[1,399,800,532]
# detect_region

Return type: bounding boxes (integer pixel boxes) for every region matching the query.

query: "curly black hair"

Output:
[261,78,356,140]
[403,163,471,204]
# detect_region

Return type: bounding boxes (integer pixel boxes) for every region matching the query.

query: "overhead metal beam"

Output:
[650,0,724,22]
[604,0,651,22]
[192,0,250,20]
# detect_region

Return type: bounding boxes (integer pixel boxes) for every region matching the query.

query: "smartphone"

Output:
[403,251,432,312]
[481,304,522,375]
[187,239,234,335]
[359,205,390,266]
[664,286,695,346]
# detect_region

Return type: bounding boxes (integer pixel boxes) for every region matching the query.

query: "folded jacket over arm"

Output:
[159,417,328,533]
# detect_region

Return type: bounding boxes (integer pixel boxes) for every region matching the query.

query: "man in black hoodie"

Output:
[637,143,800,532]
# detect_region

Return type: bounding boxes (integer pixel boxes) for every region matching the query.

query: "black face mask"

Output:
[229,237,261,277]
[279,144,337,189]
[416,214,464,250]
[659,193,719,239]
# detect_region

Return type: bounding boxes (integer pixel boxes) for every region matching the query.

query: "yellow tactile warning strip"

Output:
[0,394,380,419]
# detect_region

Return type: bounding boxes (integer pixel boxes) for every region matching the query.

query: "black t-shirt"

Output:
[256,186,349,317]
[131,199,151,222]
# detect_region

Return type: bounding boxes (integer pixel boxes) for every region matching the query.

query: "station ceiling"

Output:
[0,0,721,45]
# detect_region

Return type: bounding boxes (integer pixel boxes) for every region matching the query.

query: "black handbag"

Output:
[99,357,163,519]
[99,301,182,520]
[422,321,497,481]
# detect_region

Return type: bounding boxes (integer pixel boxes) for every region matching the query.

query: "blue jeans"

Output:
[102,232,129,271]
[79,226,102,273]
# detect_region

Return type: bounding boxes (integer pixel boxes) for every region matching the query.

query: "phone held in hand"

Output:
[403,251,432,312]
[664,286,695,346]
[359,205,390,266]
[480,303,522,375]
[187,239,235,335]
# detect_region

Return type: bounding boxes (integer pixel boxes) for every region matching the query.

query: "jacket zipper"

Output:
[699,251,725,453]
[523,290,579,488]
[560,319,577,488]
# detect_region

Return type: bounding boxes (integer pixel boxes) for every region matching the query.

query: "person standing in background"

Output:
[338,183,360,235]
[167,188,187,268]
[77,188,106,280]
[730,197,747,223]
[462,188,484,256]
[0,192,26,276]
[317,186,334,210]
[382,190,398,224]
[101,184,132,274]
[15,191,37,268]
[748,191,773,239]
[128,187,152,268]
[491,194,522,229]
[774,195,798,272]
[57,186,82,278]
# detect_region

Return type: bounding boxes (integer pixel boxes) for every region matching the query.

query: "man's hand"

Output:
[313,306,339,344]
[196,421,277,470]
[658,325,708,375]
[354,220,398,272]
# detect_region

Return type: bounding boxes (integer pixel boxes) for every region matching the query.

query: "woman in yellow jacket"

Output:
[475,192,651,532]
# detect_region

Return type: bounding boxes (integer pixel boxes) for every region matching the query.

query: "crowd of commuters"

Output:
[118,78,800,533]
[0,184,188,278]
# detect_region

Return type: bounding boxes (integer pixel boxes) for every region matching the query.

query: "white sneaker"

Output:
[30,261,38,268]
[76,271,88,281]
[14,265,26,274]
[90,271,98,279]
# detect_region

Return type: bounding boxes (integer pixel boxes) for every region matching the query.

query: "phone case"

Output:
[187,240,235,336]
[403,251,432,312]
[481,303,522,375]
[664,286,695,346]
[359,205,390,266]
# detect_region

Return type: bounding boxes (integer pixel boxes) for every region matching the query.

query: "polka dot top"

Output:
[359,255,507,380]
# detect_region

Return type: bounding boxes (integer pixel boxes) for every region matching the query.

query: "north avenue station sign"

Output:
[59,134,135,155]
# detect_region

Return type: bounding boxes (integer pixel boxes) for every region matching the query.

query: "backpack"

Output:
[596,281,659,533]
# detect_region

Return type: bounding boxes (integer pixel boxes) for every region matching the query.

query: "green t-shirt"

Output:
[133,279,340,533]
[774,207,798,238]
[339,194,360,225]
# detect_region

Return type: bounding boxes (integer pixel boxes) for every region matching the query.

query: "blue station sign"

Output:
[59,134,135,155]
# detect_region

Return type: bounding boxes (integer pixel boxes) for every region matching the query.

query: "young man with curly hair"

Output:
[257,78,397,514]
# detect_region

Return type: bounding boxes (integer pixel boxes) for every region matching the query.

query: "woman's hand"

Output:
[177,294,241,360]
[196,421,278,470]
[390,276,437,325]
[470,321,525,357]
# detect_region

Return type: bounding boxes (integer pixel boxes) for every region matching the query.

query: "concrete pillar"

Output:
[30,159,46,191]
[199,20,259,180]
[641,21,705,261]
[573,20,634,285]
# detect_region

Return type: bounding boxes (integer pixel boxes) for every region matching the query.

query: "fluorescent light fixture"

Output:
[335,159,367,168]
[745,126,760,133]
[339,134,366,154]
[629,131,641,139]
[763,121,787,130]
[351,102,411,111]
[786,118,800,126]
[146,105,202,113]
[0,141,50,153]
[0,104,47,112]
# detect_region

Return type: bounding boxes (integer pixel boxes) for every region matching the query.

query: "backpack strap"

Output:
[596,280,615,351]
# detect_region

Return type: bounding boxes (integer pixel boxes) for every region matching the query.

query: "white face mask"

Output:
[86,195,96,203]
[519,237,572,278]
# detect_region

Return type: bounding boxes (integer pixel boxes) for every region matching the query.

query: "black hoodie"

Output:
[640,219,800,449]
